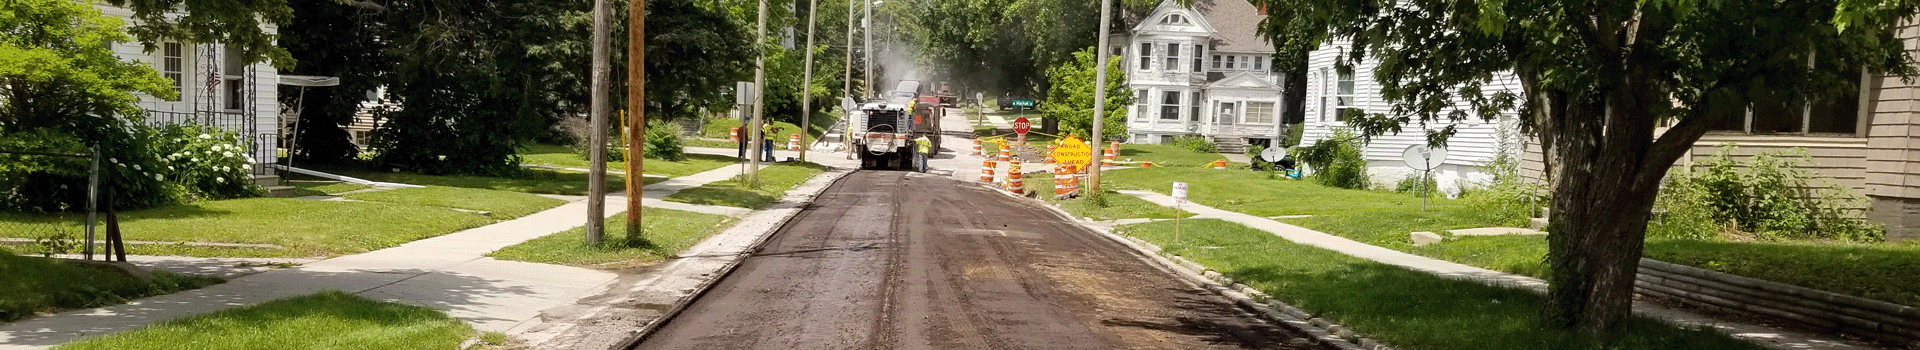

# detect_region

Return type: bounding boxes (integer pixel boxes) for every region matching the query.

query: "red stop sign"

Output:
[1013,117,1031,135]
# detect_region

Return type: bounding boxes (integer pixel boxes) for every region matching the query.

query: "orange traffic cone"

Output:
[1007,162,1024,195]
[971,139,983,156]
[980,160,996,183]
[787,134,800,151]
[998,143,1012,163]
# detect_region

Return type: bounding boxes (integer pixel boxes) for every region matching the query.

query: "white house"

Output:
[1119,0,1287,153]
[95,5,282,176]
[1294,36,1525,196]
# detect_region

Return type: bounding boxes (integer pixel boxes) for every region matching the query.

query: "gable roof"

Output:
[1189,0,1273,53]
[1207,71,1280,90]
[1131,1,1217,35]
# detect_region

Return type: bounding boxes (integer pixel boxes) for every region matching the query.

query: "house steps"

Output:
[1211,136,1248,154]
[252,174,297,198]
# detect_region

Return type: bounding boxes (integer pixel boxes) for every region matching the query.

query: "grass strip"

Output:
[0,248,223,322]
[489,209,734,269]
[342,186,565,220]
[1645,239,1920,306]
[519,143,736,177]
[54,291,472,350]
[306,166,649,196]
[287,181,370,197]
[663,162,827,209]
[1114,143,1242,168]
[1115,219,1765,350]
[0,198,493,257]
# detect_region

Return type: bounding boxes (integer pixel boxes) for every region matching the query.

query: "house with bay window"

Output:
[1119,0,1287,154]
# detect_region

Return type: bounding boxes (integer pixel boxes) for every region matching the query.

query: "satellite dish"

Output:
[1400,145,1448,171]
[1260,146,1285,162]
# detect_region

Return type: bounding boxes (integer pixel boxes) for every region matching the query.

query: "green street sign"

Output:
[1011,99,1036,107]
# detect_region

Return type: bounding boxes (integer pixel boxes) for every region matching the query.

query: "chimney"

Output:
[1259,3,1268,15]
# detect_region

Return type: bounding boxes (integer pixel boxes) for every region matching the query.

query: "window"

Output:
[1334,68,1358,121]
[1166,43,1180,71]
[1192,45,1203,73]
[1160,14,1190,24]
[1226,56,1237,70]
[161,42,183,95]
[1212,55,1223,69]
[1240,56,1252,70]
[1245,101,1276,124]
[1219,102,1237,125]
[1254,56,1265,71]
[1161,91,1181,120]
[1139,43,1152,70]
[223,47,245,110]
[1190,92,1202,122]
[1707,56,1863,135]
[1136,89,1148,118]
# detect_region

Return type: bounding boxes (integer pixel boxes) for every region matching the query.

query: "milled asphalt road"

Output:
[630,170,1326,350]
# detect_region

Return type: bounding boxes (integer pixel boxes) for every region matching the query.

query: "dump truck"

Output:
[852,80,943,170]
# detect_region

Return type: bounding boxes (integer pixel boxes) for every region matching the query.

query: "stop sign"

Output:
[1013,117,1031,135]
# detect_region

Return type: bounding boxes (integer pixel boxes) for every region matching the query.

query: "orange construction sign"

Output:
[1051,136,1094,171]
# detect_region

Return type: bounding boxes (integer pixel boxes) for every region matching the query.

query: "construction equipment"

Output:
[852,80,943,170]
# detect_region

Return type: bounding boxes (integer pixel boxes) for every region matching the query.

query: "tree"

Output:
[1255,0,1919,335]
[279,0,389,164]
[899,0,1157,96]
[0,0,183,210]
[1040,47,1131,141]
[103,0,299,69]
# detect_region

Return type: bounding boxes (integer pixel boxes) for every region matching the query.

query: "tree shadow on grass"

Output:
[663,187,773,209]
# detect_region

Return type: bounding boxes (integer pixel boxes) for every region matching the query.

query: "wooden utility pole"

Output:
[586,0,612,245]
[1088,0,1111,196]
[748,0,767,187]
[844,0,853,99]
[625,0,645,237]
[800,0,817,162]
[862,0,873,98]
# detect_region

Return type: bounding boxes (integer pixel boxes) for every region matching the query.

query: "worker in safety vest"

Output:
[761,122,779,162]
[913,135,932,173]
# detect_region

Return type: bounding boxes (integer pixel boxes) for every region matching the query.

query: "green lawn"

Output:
[0,248,223,322]
[342,187,565,219]
[663,162,828,209]
[1117,143,1242,168]
[489,209,734,269]
[1116,219,1764,350]
[700,120,819,141]
[54,291,473,350]
[287,181,370,197]
[1645,239,1920,306]
[0,198,494,257]
[519,143,736,177]
[307,166,650,196]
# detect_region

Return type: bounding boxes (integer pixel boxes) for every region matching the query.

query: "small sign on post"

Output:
[1172,181,1188,243]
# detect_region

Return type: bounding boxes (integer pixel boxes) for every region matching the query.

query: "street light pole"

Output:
[625,0,645,237]
[749,0,767,187]
[1088,0,1112,197]
[586,0,612,245]
[844,0,853,99]
[800,0,816,162]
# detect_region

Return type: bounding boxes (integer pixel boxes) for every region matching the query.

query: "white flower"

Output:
[199,134,211,139]
[223,151,233,157]
[215,177,225,183]
[133,165,142,171]
[109,158,118,164]
[153,174,163,181]
[436,155,447,161]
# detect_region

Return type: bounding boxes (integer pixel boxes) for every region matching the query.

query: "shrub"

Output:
[643,120,686,161]
[1296,128,1369,189]
[1654,145,1881,241]
[1,123,260,211]
[1172,135,1216,153]
[1461,124,1544,228]
[153,125,265,201]
[1247,144,1271,170]
[1394,173,1439,197]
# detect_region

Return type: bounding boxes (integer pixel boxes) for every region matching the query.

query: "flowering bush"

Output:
[153,125,264,201]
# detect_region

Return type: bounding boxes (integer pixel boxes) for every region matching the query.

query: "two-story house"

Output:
[1119,0,1286,154]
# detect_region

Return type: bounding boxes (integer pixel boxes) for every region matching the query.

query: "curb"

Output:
[523,165,860,350]
[1001,185,1391,350]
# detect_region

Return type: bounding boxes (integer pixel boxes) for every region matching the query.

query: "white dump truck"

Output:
[852,80,943,170]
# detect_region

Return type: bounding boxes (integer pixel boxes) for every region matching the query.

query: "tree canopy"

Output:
[1041,47,1132,141]
[899,0,1158,96]
[104,0,297,69]
[1255,0,1920,334]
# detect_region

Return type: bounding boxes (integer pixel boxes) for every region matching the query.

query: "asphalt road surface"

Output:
[631,170,1326,350]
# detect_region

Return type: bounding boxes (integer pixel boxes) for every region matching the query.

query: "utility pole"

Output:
[586,0,612,245]
[844,0,853,99]
[863,0,873,98]
[625,0,645,237]
[1088,0,1111,197]
[800,0,816,162]
[749,0,767,187]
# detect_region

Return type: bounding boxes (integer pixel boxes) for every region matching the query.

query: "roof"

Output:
[1190,0,1273,54]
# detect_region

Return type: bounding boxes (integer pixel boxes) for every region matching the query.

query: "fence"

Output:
[1636,258,1920,347]
[144,110,275,176]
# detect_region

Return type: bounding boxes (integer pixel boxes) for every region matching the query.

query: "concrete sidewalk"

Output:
[1115,190,1874,350]
[0,164,769,350]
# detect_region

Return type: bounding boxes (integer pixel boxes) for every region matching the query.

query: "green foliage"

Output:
[1654,145,1881,242]
[1247,144,1271,170]
[1462,126,1543,228]
[1280,123,1305,148]
[643,121,686,161]
[103,0,295,70]
[1039,47,1132,141]
[899,0,1157,95]
[1170,135,1215,154]
[54,291,473,350]
[1296,128,1369,190]
[153,125,265,201]
[277,0,385,164]
[1393,173,1438,197]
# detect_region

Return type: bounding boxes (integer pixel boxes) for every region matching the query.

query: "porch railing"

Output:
[144,109,276,176]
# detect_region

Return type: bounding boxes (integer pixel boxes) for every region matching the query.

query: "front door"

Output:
[1218,102,1237,126]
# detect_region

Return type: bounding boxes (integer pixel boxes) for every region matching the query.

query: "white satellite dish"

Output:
[1260,146,1285,162]
[1400,145,1449,171]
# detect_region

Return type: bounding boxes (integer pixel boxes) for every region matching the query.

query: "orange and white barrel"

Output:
[972,139,983,156]
[1102,146,1117,166]
[729,127,741,142]
[1212,159,1227,169]
[998,143,1012,163]
[787,134,800,151]
[1141,161,1155,168]
[1006,162,1024,195]
[980,160,996,183]
[1043,144,1057,164]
